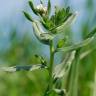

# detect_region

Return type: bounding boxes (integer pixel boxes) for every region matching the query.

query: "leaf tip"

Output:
[23,11,33,22]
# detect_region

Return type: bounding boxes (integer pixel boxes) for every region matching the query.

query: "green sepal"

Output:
[66,6,70,14]
[47,0,51,15]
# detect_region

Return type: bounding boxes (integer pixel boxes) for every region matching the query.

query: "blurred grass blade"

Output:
[23,11,33,22]
[79,27,96,59]
[68,50,80,96]
[56,36,94,53]
[80,47,96,60]
[0,64,47,72]
[53,51,76,79]
[93,70,96,96]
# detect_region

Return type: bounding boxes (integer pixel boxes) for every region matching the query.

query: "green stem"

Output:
[93,70,96,96]
[43,40,54,96]
[49,40,54,90]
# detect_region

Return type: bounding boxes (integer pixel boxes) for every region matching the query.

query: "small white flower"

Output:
[36,4,47,15]
[36,4,43,10]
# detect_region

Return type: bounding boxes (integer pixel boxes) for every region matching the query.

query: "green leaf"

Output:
[41,16,55,30]
[56,36,94,53]
[77,27,96,59]
[53,12,78,33]
[35,54,47,65]
[53,51,76,79]
[23,11,33,22]
[32,21,54,45]
[49,7,72,31]
[40,6,73,33]
[0,64,47,72]
[28,1,38,15]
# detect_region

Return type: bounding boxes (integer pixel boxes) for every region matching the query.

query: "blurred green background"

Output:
[0,0,96,96]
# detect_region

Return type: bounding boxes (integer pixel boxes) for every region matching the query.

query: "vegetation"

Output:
[0,0,96,96]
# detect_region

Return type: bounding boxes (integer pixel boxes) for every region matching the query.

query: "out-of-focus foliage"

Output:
[0,31,49,96]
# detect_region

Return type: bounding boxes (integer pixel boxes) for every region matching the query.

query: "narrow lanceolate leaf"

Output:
[47,0,51,15]
[50,12,78,33]
[23,11,33,22]
[28,1,38,15]
[0,64,47,72]
[53,51,76,79]
[32,20,54,45]
[56,36,94,53]
[35,54,47,65]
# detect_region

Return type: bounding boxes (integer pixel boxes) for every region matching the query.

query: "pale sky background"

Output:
[0,0,96,50]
